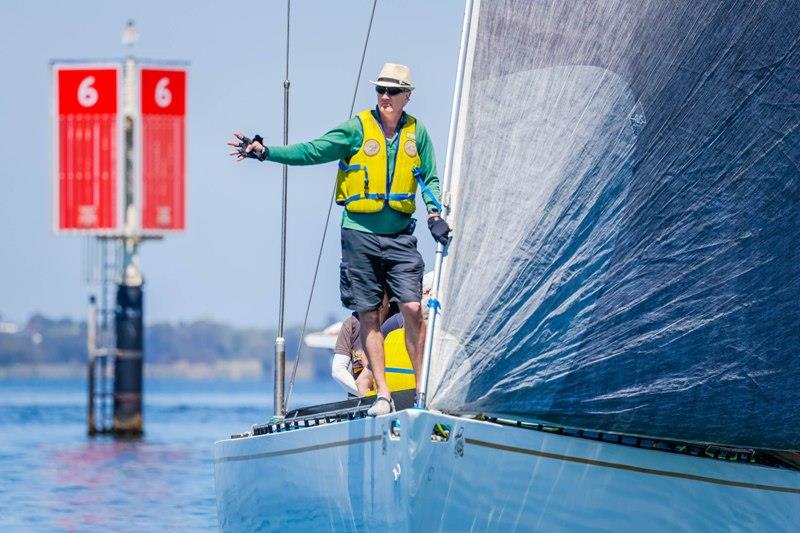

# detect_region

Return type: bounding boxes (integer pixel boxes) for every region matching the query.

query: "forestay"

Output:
[428,0,800,450]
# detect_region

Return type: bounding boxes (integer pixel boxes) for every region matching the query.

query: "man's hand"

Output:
[227,132,268,161]
[355,350,369,370]
[428,214,452,246]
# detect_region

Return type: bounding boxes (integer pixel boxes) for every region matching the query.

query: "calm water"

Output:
[0,378,342,531]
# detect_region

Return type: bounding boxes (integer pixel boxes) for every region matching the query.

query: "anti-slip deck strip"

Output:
[216,435,382,463]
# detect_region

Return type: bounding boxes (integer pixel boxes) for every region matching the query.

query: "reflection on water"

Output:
[0,378,342,531]
[50,441,195,531]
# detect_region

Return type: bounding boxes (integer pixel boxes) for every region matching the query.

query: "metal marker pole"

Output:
[87,295,97,435]
[274,0,291,418]
[113,52,145,436]
[416,0,475,409]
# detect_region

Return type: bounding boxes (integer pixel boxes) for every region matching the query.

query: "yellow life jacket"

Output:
[336,109,422,214]
[363,327,416,396]
[383,328,416,391]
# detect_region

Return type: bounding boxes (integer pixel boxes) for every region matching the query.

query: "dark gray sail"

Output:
[429,0,800,450]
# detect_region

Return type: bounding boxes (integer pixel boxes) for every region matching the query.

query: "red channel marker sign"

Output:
[140,67,186,232]
[54,65,120,232]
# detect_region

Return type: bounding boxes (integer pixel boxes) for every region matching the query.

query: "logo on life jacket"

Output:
[363,139,380,156]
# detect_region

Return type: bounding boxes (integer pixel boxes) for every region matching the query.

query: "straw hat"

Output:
[370,63,415,90]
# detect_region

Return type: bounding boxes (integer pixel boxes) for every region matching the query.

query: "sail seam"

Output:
[216,435,382,463]
[465,438,800,495]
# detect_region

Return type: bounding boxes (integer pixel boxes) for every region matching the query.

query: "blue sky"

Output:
[0,0,464,328]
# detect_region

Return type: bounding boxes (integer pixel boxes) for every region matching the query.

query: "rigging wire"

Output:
[285,0,379,411]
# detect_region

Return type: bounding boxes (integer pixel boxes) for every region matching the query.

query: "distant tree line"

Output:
[0,313,333,380]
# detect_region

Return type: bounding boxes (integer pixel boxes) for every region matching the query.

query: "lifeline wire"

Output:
[285,0,378,411]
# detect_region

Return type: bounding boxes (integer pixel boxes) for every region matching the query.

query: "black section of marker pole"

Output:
[113,283,144,436]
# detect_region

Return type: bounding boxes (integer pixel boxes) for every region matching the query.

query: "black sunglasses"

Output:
[375,86,407,96]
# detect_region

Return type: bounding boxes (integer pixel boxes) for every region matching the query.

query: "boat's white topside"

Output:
[214,409,800,532]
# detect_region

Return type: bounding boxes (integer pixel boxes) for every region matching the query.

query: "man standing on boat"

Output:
[228,63,450,416]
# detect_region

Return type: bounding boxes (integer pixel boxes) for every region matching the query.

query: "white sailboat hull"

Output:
[214,409,800,531]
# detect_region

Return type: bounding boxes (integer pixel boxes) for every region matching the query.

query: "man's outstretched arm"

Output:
[227,117,362,166]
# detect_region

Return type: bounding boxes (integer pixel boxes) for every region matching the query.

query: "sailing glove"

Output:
[428,215,452,246]
[237,134,268,161]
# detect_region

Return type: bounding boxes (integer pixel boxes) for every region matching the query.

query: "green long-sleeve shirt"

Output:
[265,108,441,235]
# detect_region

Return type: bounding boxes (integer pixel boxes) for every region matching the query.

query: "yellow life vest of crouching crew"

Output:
[336,109,421,214]
[365,328,416,396]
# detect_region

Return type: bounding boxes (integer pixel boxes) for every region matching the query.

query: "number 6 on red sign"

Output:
[155,77,172,108]
[78,76,99,108]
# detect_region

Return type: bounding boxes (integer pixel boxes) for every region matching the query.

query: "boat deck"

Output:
[239,389,416,437]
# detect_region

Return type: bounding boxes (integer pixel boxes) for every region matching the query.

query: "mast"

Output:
[274,0,291,418]
[416,0,477,409]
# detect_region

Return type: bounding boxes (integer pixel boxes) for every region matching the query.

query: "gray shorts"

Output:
[340,227,424,312]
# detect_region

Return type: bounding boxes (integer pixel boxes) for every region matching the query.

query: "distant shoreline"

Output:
[0,313,333,382]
